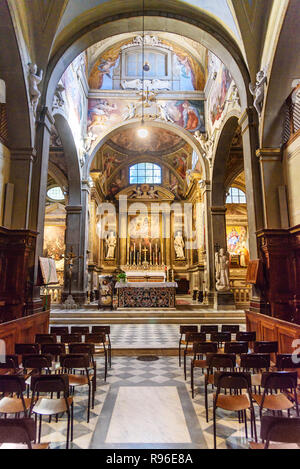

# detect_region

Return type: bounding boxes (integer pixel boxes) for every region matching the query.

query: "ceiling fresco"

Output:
[107,127,186,156]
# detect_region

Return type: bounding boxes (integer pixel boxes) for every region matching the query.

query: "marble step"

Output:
[50,316,245,325]
[50,310,245,319]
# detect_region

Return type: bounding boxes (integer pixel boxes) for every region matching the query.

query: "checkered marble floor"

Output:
[35,355,268,450]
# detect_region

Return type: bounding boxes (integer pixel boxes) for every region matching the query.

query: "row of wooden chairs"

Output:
[50,326,112,367]
[178,325,255,366]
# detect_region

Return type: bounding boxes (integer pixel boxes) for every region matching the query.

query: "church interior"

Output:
[0,0,300,451]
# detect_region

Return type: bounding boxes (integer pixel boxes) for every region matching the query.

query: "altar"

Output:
[115,282,178,309]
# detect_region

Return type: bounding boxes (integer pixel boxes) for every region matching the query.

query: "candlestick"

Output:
[133,242,136,265]
[139,241,142,265]
[155,243,158,265]
[150,243,152,265]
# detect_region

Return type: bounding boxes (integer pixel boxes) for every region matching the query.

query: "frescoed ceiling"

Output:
[107,128,186,156]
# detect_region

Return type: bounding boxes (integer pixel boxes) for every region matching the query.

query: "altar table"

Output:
[115,282,177,309]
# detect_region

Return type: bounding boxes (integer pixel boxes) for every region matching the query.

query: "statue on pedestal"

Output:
[215,248,230,291]
[105,231,116,259]
[174,231,185,259]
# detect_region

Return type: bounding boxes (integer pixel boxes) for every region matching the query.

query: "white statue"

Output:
[105,232,116,259]
[131,186,143,198]
[249,70,268,117]
[28,63,43,116]
[158,103,175,123]
[53,83,65,108]
[195,131,214,165]
[147,186,159,199]
[83,131,97,152]
[121,79,143,90]
[174,231,185,259]
[215,248,230,291]
[122,102,136,121]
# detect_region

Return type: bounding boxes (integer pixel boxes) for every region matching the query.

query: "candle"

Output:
[150,243,152,265]
[139,241,142,265]
[133,242,136,265]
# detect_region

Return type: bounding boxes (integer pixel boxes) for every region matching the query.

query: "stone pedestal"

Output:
[214,291,236,310]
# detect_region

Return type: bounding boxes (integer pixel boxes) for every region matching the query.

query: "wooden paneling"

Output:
[246,310,300,354]
[0,310,49,354]
[256,225,300,323]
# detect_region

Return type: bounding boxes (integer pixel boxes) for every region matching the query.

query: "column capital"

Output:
[37,107,55,133]
[239,107,257,133]
[210,205,227,215]
[10,148,37,162]
[256,147,282,161]
[65,205,82,215]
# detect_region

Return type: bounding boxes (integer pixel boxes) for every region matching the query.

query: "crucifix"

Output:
[142,246,148,264]
[64,246,83,297]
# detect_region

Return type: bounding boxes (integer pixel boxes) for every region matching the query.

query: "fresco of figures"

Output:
[226,225,249,267]
[208,53,233,129]
[88,36,205,91]
[87,98,205,139]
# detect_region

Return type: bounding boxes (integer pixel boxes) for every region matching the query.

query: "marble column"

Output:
[119,196,128,266]
[63,182,89,304]
[256,148,287,229]
[239,109,264,258]
[202,181,214,303]
[9,148,36,230]
[28,107,54,313]
[239,108,265,312]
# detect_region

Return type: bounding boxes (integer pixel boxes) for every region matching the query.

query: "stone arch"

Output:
[0,1,33,148]
[42,12,251,114]
[85,119,208,181]
[48,161,68,191]
[212,113,240,206]
[262,0,300,147]
[53,111,81,206]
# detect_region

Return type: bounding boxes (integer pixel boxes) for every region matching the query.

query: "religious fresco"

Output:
[208,53,233,128]
[226,225,249,267]
[158,100,205,133]
[87,98,205,139]
[61,52,87,148]
[108,128,185,155]
[43,225,65,261]
[88,36,205,91]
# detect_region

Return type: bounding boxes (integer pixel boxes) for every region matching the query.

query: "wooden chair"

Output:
[254,341,278,354]
[85,333,108,381]
[15,343,40,355]
[236,331,256,346]
[178,325,198,367]
[240,353,270,392]
[250,415,300,449]
[68,343,97,407]
[0,375,30,417]
[35,334,57,345]
[200,325,218,333]
[210,332,231,349]
[224,341,249,358]
[92,326,112,367]
[70,326,90,335]
[50,326,69,336]
[183,332,206,380]
[191,342,218,398]
[204,353,236,422]
[60,354,93,423]
[29,374,73,449]
[60,333,82,344]
[221,325,240,333]
[213,371,257,449]
[0,418,49,449]
[0,354,19,374]
[253,371,299,418]
[41,343,66,362]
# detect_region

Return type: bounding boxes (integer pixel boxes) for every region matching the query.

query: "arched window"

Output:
[47,186,65,201]
[226,187,246,204]
[129,163,161,184]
